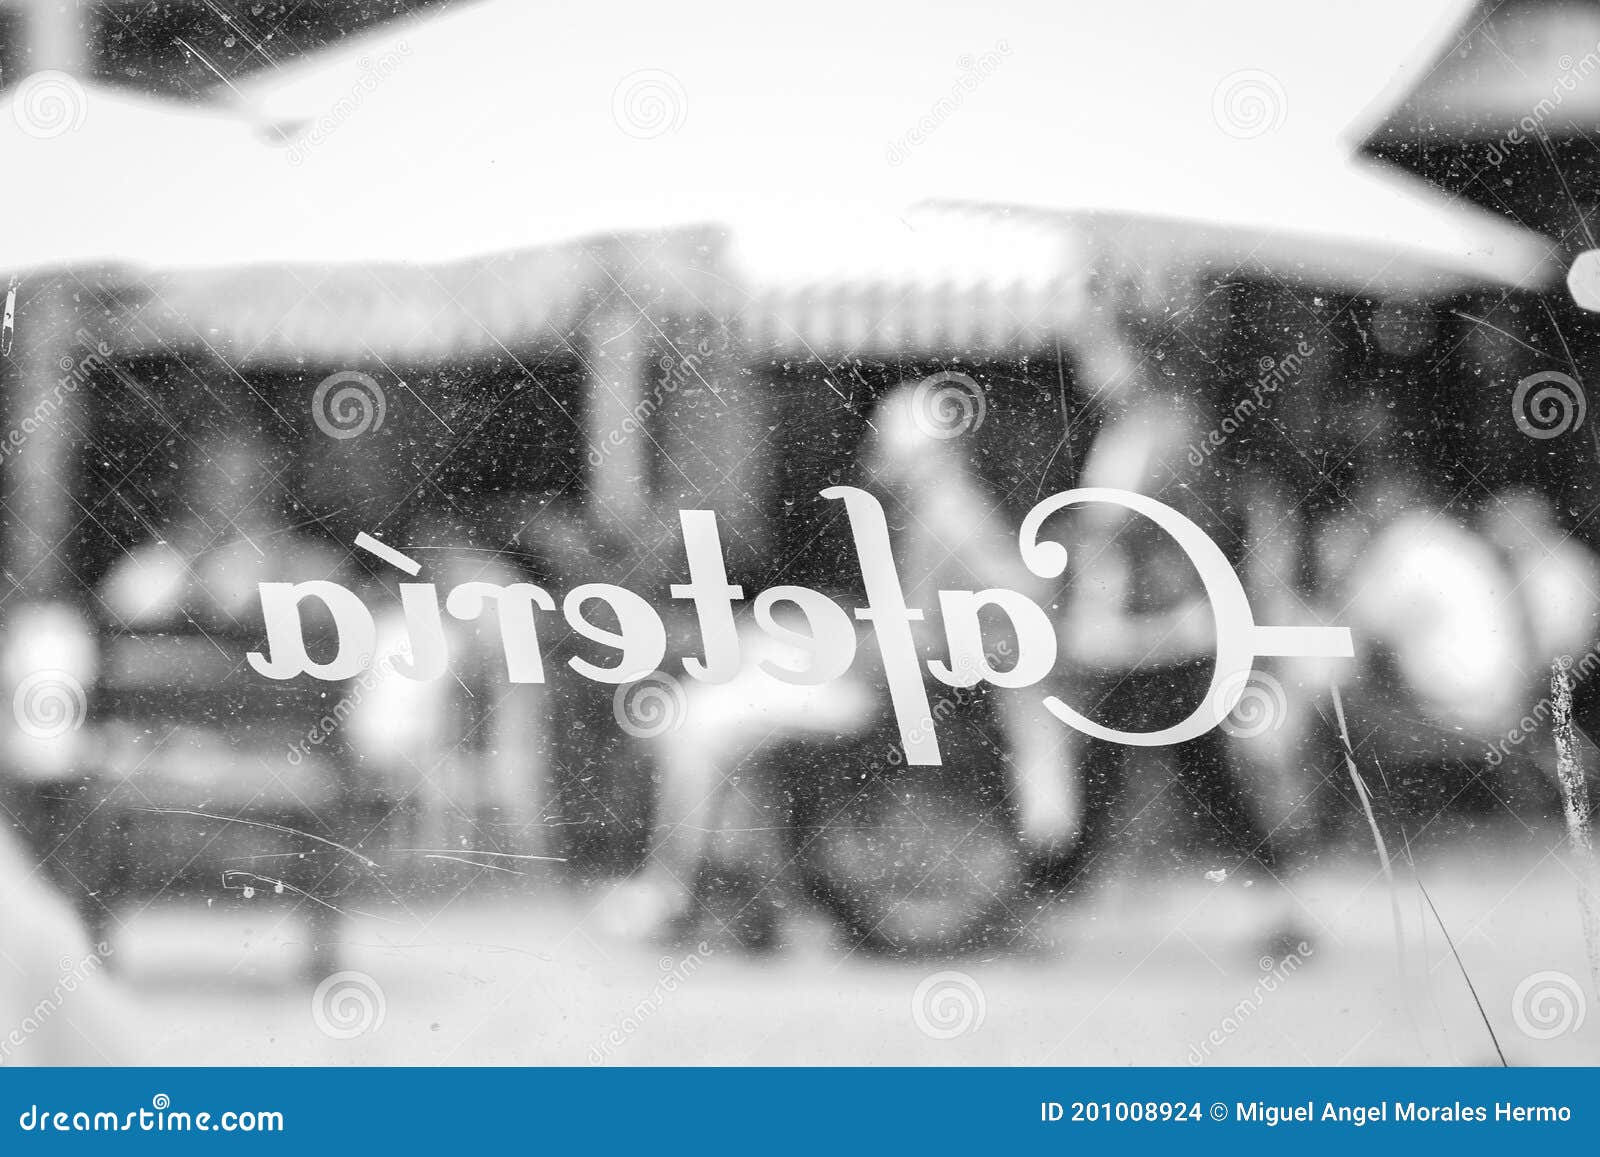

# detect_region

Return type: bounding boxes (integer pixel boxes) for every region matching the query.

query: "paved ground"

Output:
[84,816,1600,1067]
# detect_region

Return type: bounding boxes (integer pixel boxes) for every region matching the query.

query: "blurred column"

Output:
[582,300,651,529]
[4,277,83,601]
[22,0,87,75]
[569,296,658,873]
[483,676,549,858]
[649,312,770,580]
[5,0,89,601]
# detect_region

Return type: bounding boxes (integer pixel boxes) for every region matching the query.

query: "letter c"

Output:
[1019,487,1351,746]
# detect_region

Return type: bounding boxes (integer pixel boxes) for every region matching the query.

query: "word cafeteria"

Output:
[247,487,1353,762]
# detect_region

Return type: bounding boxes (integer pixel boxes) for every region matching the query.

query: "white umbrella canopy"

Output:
[0,78,286,275]
[0,79,310,596]
[233,0,1557,295]
[1385,1,1600,138]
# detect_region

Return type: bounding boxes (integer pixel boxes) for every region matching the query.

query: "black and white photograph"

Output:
[0,0,1598,1123]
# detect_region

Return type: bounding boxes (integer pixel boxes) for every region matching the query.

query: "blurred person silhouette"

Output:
[1333,485,1600,790]
[597,606,876,948]
[345,508,552,855]
[599,378,1068,949]
[1481,489,1600,798]
[1318,396,1520,777]
[1051,304,1299,932]
[1304,380,1600,829]
[98,404,343,632]
[1478,487,1600,706]
[866,380,1079,861]
[1228,389,1422,850]
[0,818,130,1064]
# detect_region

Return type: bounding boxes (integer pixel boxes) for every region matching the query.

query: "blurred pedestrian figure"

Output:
[346,510,552,856]
[597,614,876,947]
[98,407,342,631]
[599,377,1065,949]
[0,820,130,1064]
[1053,306,1290,898]
[865,381,1079,860]
[1481,489,1600,797]
[1480,488,1600,697]
[1320,398,1530,772]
